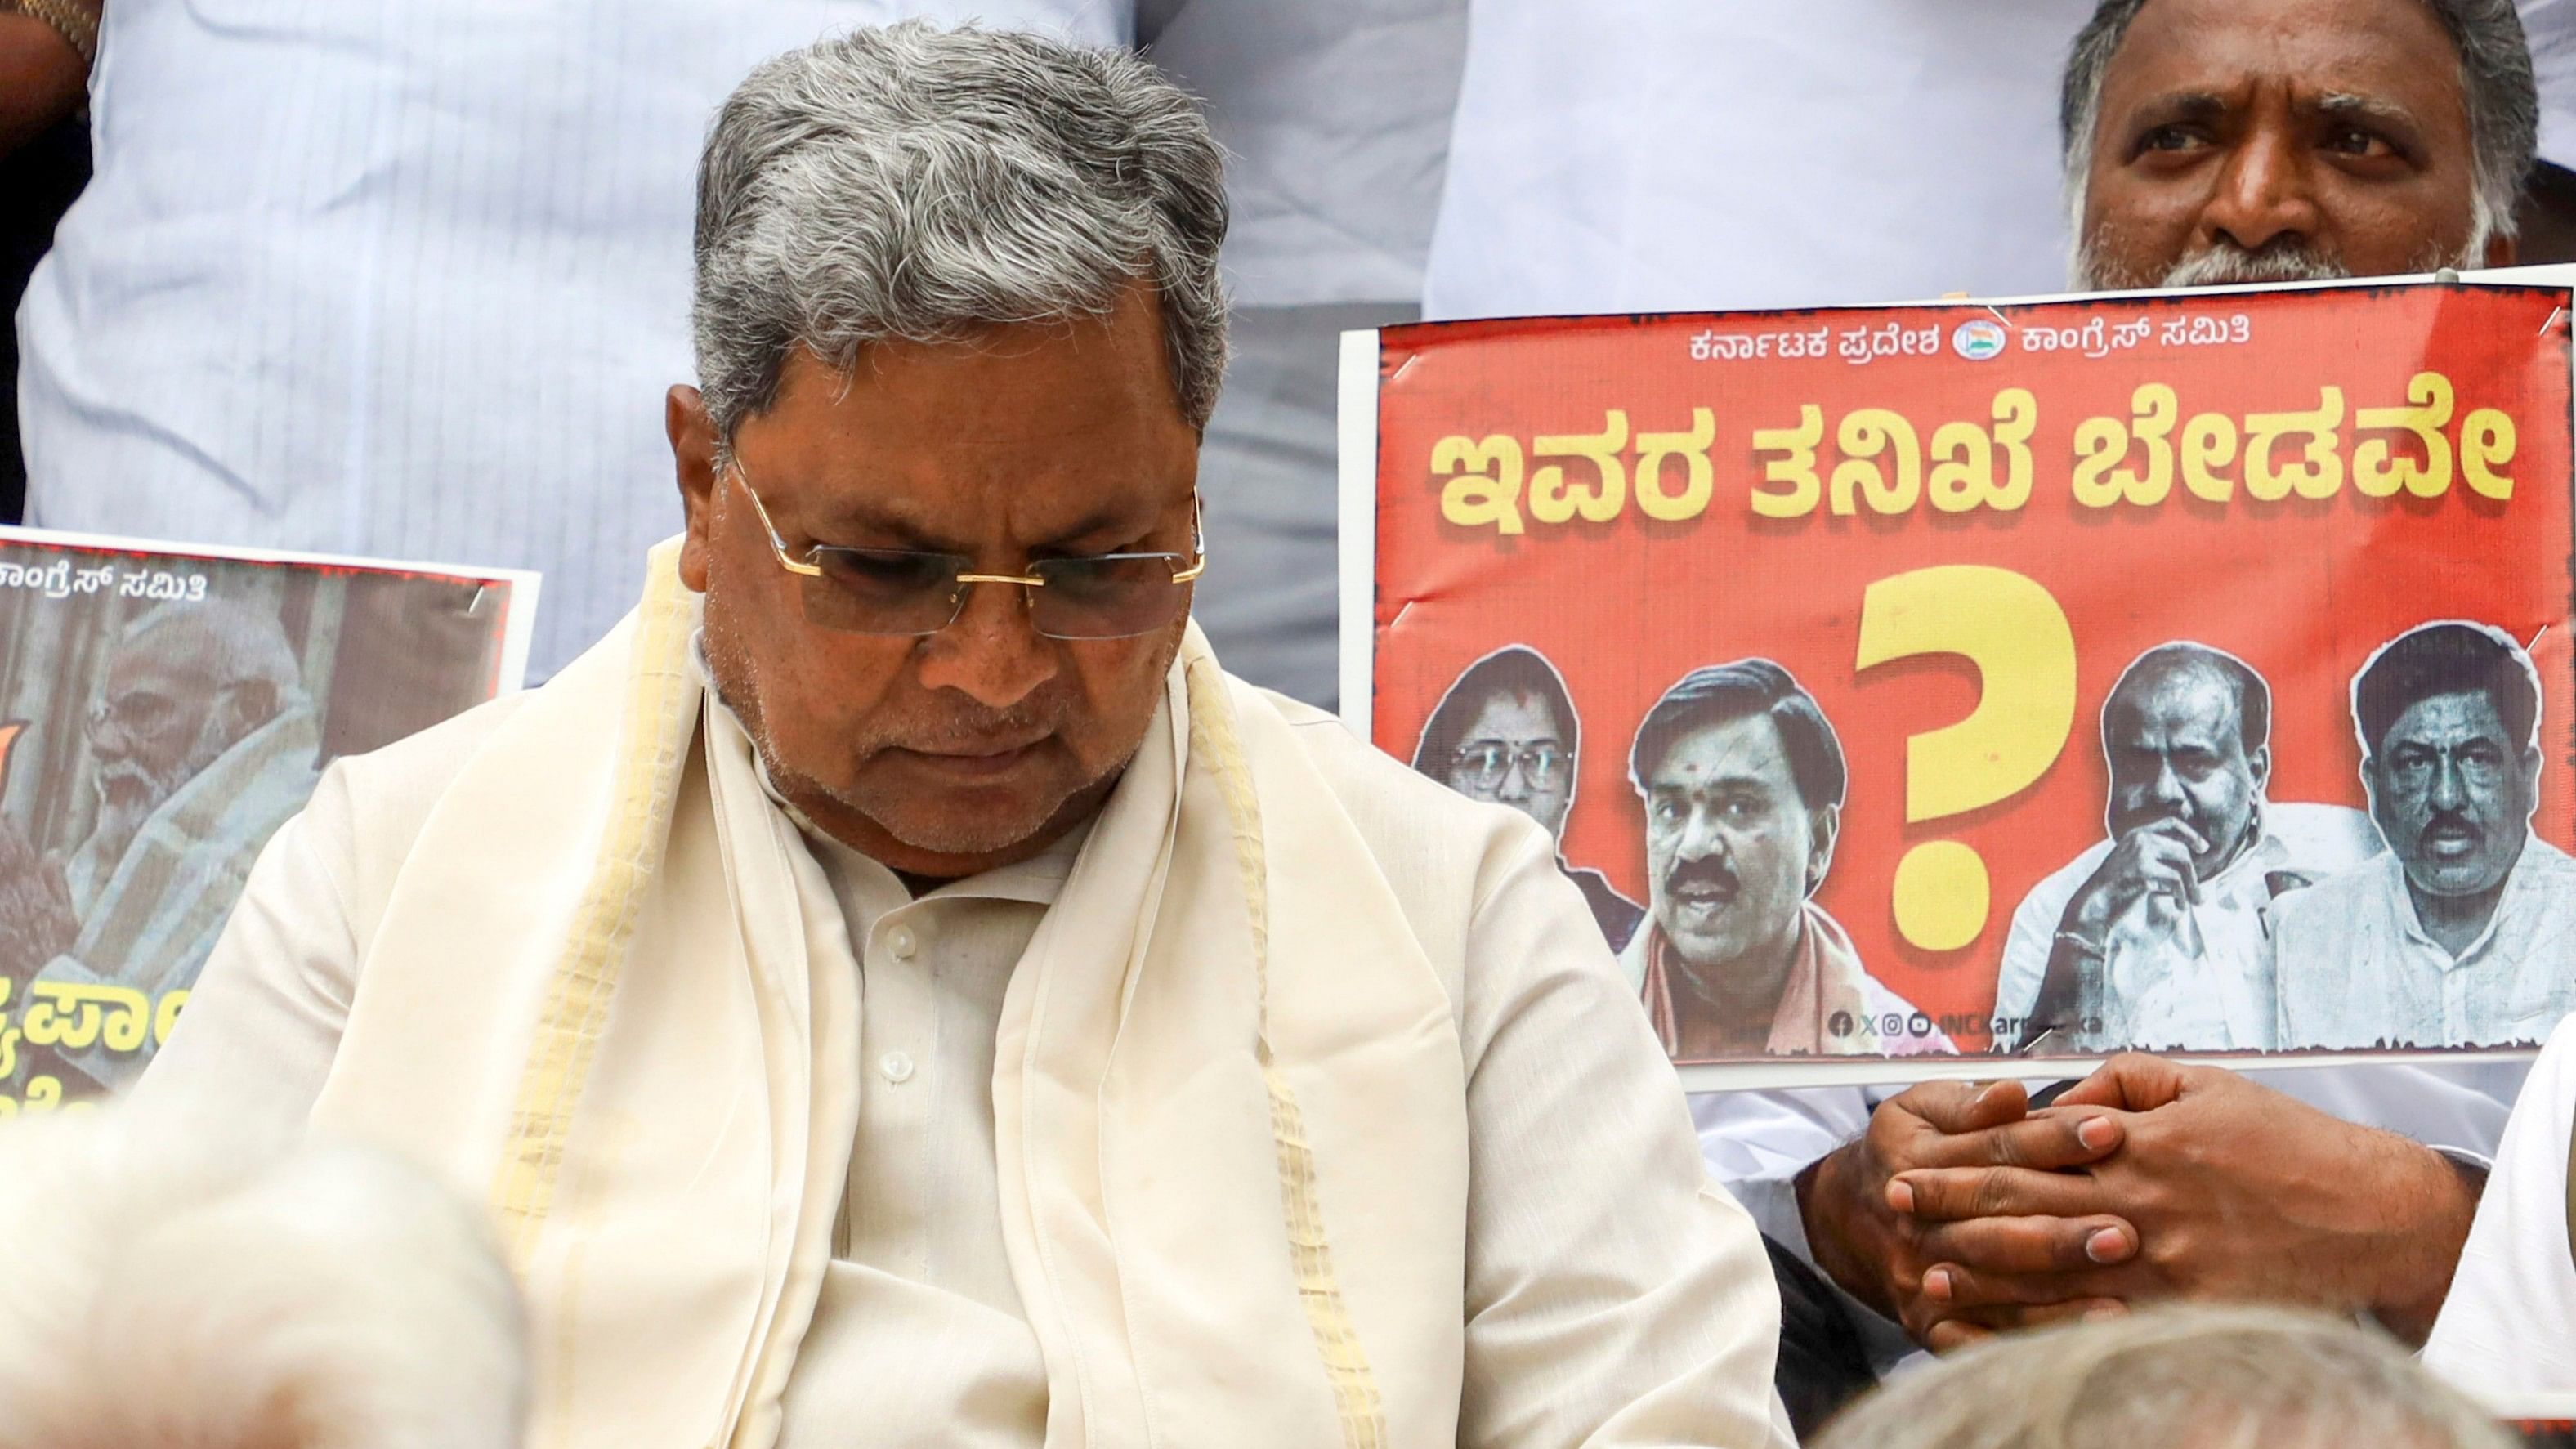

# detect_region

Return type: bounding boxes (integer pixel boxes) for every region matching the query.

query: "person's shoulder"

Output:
[2521,834,2576,876]
[2270,852,2396,933]
[315,692,539,853]
[2010,837,2114,925]
[1261,685,1550,877]
[2264,801,2385,871]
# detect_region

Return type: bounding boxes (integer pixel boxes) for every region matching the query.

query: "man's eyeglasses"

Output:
[1450,740,1568,792]
[728,462,1205,640]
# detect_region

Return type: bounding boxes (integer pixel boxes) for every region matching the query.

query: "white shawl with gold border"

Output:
[299,541,1471,1449]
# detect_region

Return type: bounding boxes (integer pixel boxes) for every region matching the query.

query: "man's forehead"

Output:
[2386,688,2511,743]
[1650,712,1792,789]
[2100,0,2463,124]
[2109,664,2243,743]
[1463,691,1563,742]
[735,288,1196,552]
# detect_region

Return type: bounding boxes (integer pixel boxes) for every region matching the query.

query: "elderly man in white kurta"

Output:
[127,25,1788,1449]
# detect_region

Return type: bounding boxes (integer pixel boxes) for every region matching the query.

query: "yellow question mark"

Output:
[1855,566,2077,951]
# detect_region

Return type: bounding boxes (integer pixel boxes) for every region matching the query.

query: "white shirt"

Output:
[2426,1014,2576,1398]
[15,0,1126,679]
[772,822,1080,1445]
[2277,837,2576,1049]
[1993,803,2384,1052]
[1694,1061,2530,1371]
[1420,0,2574,321]
[1420,1,2084,320]
[1143,0,1467,308]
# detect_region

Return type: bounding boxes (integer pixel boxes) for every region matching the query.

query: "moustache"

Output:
[2161,241,2350,288]
[873,701,1061,757]
[1664,853,1742,903]
[2420,807,2486,847]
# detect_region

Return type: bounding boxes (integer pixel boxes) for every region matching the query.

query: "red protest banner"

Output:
[1357,281,2574,1079]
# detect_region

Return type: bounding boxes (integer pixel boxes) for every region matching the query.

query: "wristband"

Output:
[9,0,100,69]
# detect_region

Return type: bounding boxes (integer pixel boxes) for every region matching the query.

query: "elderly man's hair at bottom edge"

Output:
[1812,1304,2511,1449]
[0,1108,526,1449]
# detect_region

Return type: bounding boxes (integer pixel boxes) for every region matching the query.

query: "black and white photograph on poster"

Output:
[0,528,539,1109]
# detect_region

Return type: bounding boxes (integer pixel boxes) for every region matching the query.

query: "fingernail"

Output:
[2077,1116,2118,1152]
[1925,1268,1952,1301]
[2086,1303,2126,1322]
[2086,1228,2127,1263]
[1888,1180,1916,1214]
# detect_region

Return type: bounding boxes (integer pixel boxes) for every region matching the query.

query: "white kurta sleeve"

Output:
[2423,1017,2576,1398]
[124,765,363,1136]
[1454,833,1791,1449]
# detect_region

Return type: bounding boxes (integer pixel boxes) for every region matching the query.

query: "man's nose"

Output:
[1674,807,1729,864]
[910,579,1061,709]
[2149,758,2189,808]
[2429,754,2468,812]
[2200,125,2320,257]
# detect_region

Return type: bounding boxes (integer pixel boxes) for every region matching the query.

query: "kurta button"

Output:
[879,1051,915,1084]
[888,924,919,959]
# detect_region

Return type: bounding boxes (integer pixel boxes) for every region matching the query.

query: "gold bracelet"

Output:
[8,0,100,69]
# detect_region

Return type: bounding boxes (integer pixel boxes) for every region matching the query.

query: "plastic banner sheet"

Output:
[1343,279,2575,1086]
[0,528,539,1110]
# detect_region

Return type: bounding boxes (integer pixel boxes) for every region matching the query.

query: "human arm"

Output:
[1892,1054,2480,1347]
[1456,833,1791,1448]
[2021,821,2203,1049]
[2424,1018,2576,1396]
[0,3,90,159]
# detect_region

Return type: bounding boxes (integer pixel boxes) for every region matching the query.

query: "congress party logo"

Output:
[1951,318,2008,361]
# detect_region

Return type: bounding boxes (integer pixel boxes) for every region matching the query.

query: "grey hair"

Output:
[125,599,303,696]
[2059,0,2538,250]
[691,22,1230,446]
[1813,1304,2514,1449]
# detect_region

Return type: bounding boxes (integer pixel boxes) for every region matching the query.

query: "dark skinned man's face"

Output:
[669,284,1201,879]
[2077,0,2514,288]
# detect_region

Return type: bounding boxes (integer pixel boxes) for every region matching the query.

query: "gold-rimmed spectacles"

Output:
[729,462,1205,640]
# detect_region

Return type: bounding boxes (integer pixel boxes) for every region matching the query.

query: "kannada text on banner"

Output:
[1365,281,2576,1078]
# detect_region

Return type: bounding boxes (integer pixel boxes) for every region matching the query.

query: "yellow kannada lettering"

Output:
[1831,409,1922,516]
[1431,435,1526,535]
[1633,408,1717,521]
[1529,412,1630,525]
[1751,405,1826,519]
[154,988,191,1048]
[20,982,150,1053]
[2073,383,2179,509]
[2355,373,2456,499]
[2244,387,2346,502]
[1930,389,2037,513]
[2463,407,2517,499]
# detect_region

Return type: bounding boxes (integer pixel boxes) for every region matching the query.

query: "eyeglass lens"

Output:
[1454,741,1567,789]
[799,548,1193,640]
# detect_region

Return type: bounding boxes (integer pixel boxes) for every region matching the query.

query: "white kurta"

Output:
[2425,1014,2576,1397]
[1991,803,2385,1053]
[135,643,1792,1447]
[2276,838,2576,1049]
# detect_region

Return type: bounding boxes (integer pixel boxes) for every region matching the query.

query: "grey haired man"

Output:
[135,24,1791,1449]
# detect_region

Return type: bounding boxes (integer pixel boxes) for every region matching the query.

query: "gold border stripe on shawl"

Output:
[1183,654,1389,1449]
[489,548,700,1256]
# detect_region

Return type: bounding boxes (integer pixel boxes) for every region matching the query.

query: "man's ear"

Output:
[215,678,282,740]
[669,386,721,593]
[2524,745,2546,808]
[2247,741,2272,794]
[1805,803,1840,896]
